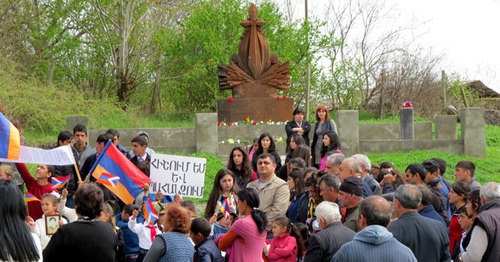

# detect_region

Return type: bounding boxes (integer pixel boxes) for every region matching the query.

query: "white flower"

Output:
[221,141,225,144]
[234,122,238,126]
[228,139,234,144]
[236,139,240,143]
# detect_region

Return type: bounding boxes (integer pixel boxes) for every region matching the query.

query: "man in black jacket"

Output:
[303,201,355,262]
[285,108,311,150]
[388,184,451,262]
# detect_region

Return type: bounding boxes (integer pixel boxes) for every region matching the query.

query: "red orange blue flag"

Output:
[51,174,71,189]
[143,198,158,223]
[90,141,151,204]
[219,198,230,219]
[0,112,20,160]
[25,192,40,202]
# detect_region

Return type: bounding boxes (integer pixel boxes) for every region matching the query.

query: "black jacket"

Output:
[476,200,500,262]
[44,220,118,262]
[303,221,355,262]
[388,211,451,262]
[285,120,312,149]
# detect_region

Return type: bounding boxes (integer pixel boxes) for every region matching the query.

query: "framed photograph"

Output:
[45,214,61,236]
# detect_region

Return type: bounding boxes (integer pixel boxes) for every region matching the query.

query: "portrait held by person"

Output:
[43,183,119,262]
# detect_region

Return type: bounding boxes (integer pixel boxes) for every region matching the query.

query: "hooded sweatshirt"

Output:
[331,225,417,262]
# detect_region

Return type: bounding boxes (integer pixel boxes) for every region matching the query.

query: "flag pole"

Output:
[69,145,83,182]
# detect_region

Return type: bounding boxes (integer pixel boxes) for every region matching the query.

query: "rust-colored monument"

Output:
[217,4,293,122]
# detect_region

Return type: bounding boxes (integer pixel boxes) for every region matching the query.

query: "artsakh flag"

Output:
[219,198,230,219]
[0,112,20,160]
[51,174,71,189]
[143,198,158,223]
[90,141,150,204]
[25,192,40,202]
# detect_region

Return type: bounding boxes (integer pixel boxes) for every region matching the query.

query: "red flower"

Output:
[283,95,287,99]
[228,122,232,126]
[229,97,234,102]
[217,122,221,126]
[252,121,256,125]
[277,96,280,99]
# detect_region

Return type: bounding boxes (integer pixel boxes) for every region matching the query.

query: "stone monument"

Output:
[217,4,294,122]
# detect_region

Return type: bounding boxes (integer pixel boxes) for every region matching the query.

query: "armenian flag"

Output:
[90,141,150,204]
[25,192,40,202]
[0,112,20,160]
[219,198,230,219]
[51,174,71,189]
[143,198,158,223]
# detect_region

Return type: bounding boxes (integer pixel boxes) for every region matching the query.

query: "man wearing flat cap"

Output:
[285,108,311,151]
[339,176,364,232]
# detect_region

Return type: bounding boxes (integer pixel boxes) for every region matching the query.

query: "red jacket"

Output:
[268,233,298,262]
[16,163,57,220]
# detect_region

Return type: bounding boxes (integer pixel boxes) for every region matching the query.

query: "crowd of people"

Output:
[1,105,500,262]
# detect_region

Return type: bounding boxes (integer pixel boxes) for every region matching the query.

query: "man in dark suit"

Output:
[303,201,355,262]
[388,184,451,262]
[129,135,151,167]
[285,108,311,151]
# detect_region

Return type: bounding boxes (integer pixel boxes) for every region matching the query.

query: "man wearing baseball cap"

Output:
[339,176,364,232]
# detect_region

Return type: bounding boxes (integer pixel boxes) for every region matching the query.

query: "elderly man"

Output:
[324,153,345,176]
[339,177,364,232]
[247,153,290,236]
[339,157,373,198]
[460,182,500,262]
[388,184,450,262]
[318,173,343,216]
[351,154,382,195]
[332,196,417,262]
[303,201,355,262]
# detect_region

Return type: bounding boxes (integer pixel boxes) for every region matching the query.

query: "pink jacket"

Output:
[268,233,297,262]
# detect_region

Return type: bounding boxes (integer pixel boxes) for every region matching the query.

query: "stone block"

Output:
[336,110,359,155]
[359,140,463,155]
[434,115,457,140]
[399,107,414,140]
[461,108,486,158]
[359,122,432,141]
[217,97,294,122]
[196,113,218,155]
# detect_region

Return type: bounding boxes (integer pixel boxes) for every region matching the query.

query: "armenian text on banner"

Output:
[149,154,206,199]
[0,145,75,165]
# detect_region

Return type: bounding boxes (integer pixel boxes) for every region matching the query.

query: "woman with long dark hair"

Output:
[205,169,239,221]
[227,147,257,188]
[0,179,41,262]
[251,133,282,174]
[318,131,341,170]
[311,105,338,168]
[448,182,471,253]
[287,168,307,223]
[278,134,306,180]
[218,188,268,261]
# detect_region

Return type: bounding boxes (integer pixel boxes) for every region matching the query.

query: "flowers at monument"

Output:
[402,101,412,107]
[229,97,234,102]
[277,96,280,99]
[217,119,286,126]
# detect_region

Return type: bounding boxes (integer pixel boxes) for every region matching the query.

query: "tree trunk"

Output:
[150,60,161,114]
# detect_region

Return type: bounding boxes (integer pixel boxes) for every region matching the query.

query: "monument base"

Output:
[217,97,294,122]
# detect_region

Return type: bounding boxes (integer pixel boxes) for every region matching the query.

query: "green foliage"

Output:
[367,149,500,184]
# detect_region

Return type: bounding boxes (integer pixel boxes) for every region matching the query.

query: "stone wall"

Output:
[71,107,485,159]
[88,128,196,154]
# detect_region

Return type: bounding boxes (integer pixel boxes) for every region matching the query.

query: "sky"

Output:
[268,0,500,93]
